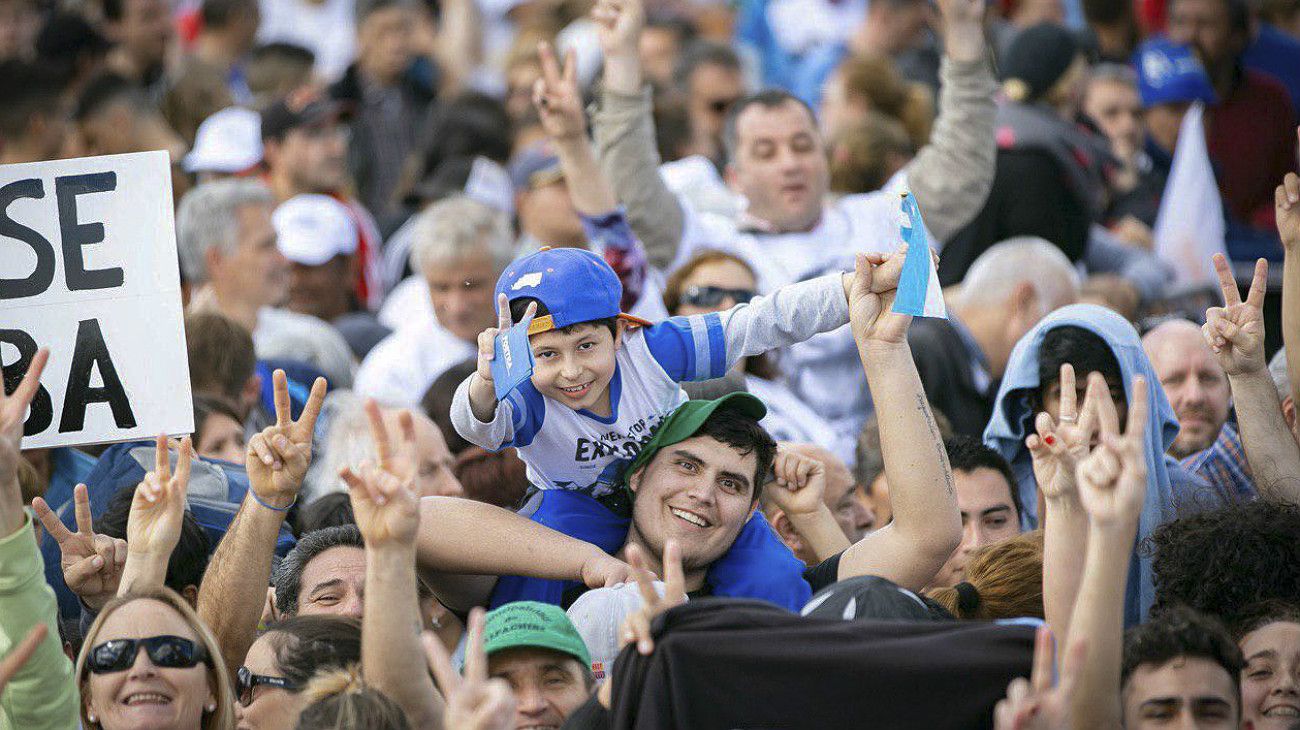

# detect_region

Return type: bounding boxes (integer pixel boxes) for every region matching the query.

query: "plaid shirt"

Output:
[1181,423,1256,503]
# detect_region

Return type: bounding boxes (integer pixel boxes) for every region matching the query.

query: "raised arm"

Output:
[33,483,127,611]
[1066,376,1149,728]
[902,0,997,244]
[119,435,194,594]
[1205,254,1300,504]
[197,371,326,680]
[345,403,445,730]
[1279,170,1300,411]
[835,254,962,589]
[766,446,852,561]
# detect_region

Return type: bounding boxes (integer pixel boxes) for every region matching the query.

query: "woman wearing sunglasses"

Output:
[234,616,361,730]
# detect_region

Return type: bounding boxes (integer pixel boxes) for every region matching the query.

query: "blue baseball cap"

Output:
[1133,38,1218,108]
[495,247,650,335]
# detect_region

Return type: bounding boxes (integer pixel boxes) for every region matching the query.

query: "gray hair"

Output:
[1269,349,1291,403]
[956,237,1082,311]
[408,195,514,276]
[307,392,380,500]
[1088,62,1139,88]
[273,524,365,616]
[175,179,274,284]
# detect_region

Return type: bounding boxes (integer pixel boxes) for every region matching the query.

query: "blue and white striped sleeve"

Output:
[643,313,729,382]
[449,376,548,451]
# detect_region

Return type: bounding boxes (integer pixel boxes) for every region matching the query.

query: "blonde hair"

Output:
[295,666,411,730]
[928,530,1045,620]
[77,586,235,730]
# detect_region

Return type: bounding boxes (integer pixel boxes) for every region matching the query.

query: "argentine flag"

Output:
[891,192,948,319]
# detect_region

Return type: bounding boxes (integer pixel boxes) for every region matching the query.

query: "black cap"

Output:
[260,86,350,140]
[1000,23,1080,102]
[801,576,954,622]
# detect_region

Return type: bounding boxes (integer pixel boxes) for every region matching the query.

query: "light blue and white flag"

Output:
[891,192,948,319]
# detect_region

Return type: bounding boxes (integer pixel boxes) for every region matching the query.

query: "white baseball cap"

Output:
[565,580,686,683]
[183,107,263,174]
[273,194,358,266]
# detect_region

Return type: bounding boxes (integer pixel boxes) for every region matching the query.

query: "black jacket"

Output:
[908,317,996,438]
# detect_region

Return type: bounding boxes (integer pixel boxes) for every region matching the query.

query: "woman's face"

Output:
[233,632,307,730]
[673,258,759,317]
[1239,621,1300,729]
[196,412,246,464]
[85,599,215,730]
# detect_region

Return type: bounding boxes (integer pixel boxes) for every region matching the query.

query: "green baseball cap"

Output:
[623,393,768,482]
[483,601,591,667]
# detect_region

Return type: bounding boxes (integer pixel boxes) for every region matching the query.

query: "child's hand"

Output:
[847,251,911,345]
[475,294,538,390]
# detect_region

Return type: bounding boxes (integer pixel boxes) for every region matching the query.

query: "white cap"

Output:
[183,107,263,174]
[565,581,686,683]
[273,194,358,266]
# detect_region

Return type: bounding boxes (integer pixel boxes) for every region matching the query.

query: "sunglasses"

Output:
[237,666,300,706]
[87,635,208,675]
[680,285,756,309]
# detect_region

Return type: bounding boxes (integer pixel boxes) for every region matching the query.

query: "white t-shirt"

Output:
[256,0,357,82]
[354,323,476,407]
[744,373,854,466]
[254,307,356,388]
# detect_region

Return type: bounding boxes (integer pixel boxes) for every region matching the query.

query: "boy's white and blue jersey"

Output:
[451,273,851,497]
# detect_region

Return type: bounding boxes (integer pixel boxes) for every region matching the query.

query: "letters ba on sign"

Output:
[1,151,193,449]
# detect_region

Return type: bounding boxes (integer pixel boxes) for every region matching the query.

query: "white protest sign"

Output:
[1,151,193,449]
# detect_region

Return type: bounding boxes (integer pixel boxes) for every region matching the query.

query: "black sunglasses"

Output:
[87,635,208,674]
[237,666,300,706]
[681,285,756,309]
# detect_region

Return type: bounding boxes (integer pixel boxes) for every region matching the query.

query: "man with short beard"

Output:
[1143,319,1233,459]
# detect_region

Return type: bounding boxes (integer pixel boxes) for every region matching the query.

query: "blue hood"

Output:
[983,304,1215,623]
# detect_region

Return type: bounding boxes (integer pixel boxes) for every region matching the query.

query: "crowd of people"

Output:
[3,0,1300,726]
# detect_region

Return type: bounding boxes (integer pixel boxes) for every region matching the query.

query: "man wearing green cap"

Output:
[481,601,596,729]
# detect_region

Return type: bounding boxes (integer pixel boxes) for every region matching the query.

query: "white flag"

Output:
[1153,101,1228,286]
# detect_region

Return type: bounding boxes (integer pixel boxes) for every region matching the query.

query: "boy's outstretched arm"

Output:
[833,255,961,590]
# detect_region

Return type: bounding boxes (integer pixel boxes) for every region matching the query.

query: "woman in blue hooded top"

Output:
[983,304,1226,625]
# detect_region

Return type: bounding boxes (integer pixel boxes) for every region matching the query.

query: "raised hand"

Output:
[533,42,586,142]
[935,0,985,62]
[126,435,194,561]
[473,294,537,397]
[848,251,911,345]
[621,540,686,655]
[1204,254,1268,377]
[0,348,47,537]
[0,624,48,694]
[1025,366,1106,502]
[339,403,421,547]
[767,446,828,516]
[424,608,517,730]
[1075,377,1149,529]
[993,626,1086,730]
[1276,163,1299,250]
[33,484,127,610]
[591,0,644,58]
[246,369,327,508]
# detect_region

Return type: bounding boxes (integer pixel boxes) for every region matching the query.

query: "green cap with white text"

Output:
[623,393,768,483]
[482,601,591,667]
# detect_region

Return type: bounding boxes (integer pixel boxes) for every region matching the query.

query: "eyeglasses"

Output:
[237,666,300,706]
[680,285,756,309]
[87,635,208,675]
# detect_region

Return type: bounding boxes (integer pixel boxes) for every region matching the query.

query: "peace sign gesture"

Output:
[1203,254,1268,377]
[533,41,586,142]
[1075,376,1149,530]
[33,483,127,610]
[423,608,517,730]
[1,347,47,537]
[1026,365,1108,501]
[125,434,194,563]
[621,539,687,655]
[339,401,422,547]
[994,626,1087,730]
[471,294,538,409]
[246,369,327,508]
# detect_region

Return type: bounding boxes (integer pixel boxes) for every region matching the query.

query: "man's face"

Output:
[517,181,585,248]
[287,256,353,322]
[271,123,349,194]
[488,647,591,730]
[1168,0,1242,73]
[1145,102,1192,154]
[687,63,744,144]
[422,252,498,344]
[1143,324,1230,458]
[528,323,622,415]
[1239,621,1300,729]
[727,99,829,232]
[639,27,680,88]
[629,435,759,573]
[1084,79,1144,157]
[931,468,1021,587]
[116,0,171,68]
[406,410,464,498]
[195,411,246,464]
[215,203,290,310]
[294,545,366,618]
[357,5,415,82]
[1122,657,1239,729]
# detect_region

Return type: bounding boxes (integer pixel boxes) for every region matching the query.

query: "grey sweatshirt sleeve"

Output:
[449,375,517,451]
[717,273,851,371]
[904,57,998,245]
[590,87,687,270]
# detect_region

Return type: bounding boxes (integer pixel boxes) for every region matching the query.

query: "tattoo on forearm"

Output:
[916,393,955,497]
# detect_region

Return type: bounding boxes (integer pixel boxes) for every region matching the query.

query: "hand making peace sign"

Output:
[1203,254,1268,377]
[339,400,422,547]
[423,608,517,730]
[533,41,585,142]
[245,369,327,508]
[33,483,127,610]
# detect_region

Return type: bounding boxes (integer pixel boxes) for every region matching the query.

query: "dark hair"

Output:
[453,446,530,509]
[693,403,778,503]
[722,89,817,163]
[856,410,954,489]
[274,525,366,616]
[294,492,357,535]
[652,91,694,163]
[36,12,112,78]
[509,297,619,339]
[645,12,698,47]
[1122,606,1244,698]
[1037,325,1126,410]
[102,0,126,21]
[422,360,477,455]
[246,43,316,105]
[672,40,742,91]
[1147,501,1300,627]
[185,311,256,410]
[265,615,363,688]
[0,60,67,140]
[73,72,142,122]
[98,485,212,596]
[201,0,259,27]
[1170,0,1250,34]
[1231,600,1300,641]
[193,395,243,447]
[356,0,418,23]
[945,435,1023,522]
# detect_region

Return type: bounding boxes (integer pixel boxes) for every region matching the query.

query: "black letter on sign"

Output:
[59,319,136,433]
[56,172,123,291]
[0,179,55,300]
[0,329,54,436]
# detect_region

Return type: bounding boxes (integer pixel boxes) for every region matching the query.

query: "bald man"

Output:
[761,443,876,565]
[1142,319,1232,458]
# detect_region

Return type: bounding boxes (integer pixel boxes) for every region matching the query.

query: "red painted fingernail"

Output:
[1044,435,1056,446]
